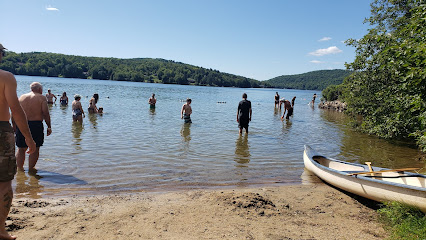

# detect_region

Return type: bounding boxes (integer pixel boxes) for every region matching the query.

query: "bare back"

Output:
[0,70,17,121]
[19,92,48,121]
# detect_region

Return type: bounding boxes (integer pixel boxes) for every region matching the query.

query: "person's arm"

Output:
[79,102,85,117]
[53,94,57,102]
[181,105,184,119]
[41,97,52,136]
[236,108,239,122]
[5,75,36,153]
[249,108,252,122]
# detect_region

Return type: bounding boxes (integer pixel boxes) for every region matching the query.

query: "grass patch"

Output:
[378,202,426,239]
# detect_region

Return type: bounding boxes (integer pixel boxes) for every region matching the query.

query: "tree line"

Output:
[323,0,426,151]
[263,69,352,90]
[0,52,269,88]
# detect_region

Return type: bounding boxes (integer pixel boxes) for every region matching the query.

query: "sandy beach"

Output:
[7,184,388,240]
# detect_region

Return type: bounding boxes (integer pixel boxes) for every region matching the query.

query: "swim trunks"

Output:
[15,121,44,148]
[238,119,249,129]
[286,107,294,119]
[0,122,17,182]
[73,108,82,120]
[149,104,155,109]
[60,99,67,105]
[183,114,192,123]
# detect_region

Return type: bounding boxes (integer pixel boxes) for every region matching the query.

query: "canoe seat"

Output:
[342,171,362,174]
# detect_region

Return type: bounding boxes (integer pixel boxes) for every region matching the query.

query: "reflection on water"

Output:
[71,122,83,151]
[60,104,68,116]
[234,134,250,166]
[15,170,44,199]
[180,123,191,155]
[88,113,98,128]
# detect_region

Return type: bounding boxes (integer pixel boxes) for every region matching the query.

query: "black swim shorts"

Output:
[286,107,294,119]
[16,121,44,148]
[238,119,249,129]
[0,122,17,182]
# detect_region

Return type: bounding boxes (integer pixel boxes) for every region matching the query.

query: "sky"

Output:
[1,0,373,80]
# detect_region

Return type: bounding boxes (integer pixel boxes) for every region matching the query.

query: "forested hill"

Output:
[0,52,267,88]
[264,69,352,90]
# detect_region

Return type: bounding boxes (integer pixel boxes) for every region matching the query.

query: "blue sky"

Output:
[1,0,372,80]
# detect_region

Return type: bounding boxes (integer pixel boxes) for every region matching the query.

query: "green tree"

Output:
[343,0,426,150]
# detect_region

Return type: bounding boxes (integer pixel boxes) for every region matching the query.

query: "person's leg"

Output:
[239,127,243,134]
[28,147,40,170]
[15,148,27,171]
[0,181,16,240]
[245,127,248,134]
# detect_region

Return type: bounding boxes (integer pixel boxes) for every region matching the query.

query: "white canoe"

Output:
[303,145,426,212]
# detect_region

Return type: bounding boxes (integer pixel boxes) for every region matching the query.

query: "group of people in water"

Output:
[45,89,103,123]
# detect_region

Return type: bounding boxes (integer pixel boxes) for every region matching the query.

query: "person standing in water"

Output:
[88,93,99,113]
[0,43,36,240]
[181,98,192,123]
[45,89,57,104]
[15,82,52,172]
[281,99,293,120]
[60,92,68,106]
[274,92,280,108]
[237,93,252,134]
[311,93,317,106]
[72,95,85,122]
[148,93,156,109]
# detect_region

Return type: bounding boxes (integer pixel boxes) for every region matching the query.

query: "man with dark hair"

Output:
[0,43,36,240]
[237,93,252,134]
[281,99,293,120]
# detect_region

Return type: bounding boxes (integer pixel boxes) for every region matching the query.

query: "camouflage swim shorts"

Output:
[0,121,16,182]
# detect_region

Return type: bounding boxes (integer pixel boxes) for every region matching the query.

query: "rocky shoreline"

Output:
[319,100,347,112]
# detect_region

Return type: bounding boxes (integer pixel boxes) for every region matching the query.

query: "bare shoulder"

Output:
[0,70,16,83]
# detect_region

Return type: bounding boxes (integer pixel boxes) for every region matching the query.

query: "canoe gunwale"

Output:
[303,145,426,192]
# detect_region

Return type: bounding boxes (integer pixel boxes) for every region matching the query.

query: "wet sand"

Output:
[7,184,388,240]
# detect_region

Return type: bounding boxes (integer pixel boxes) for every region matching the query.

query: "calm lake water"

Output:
[12,76,425,198]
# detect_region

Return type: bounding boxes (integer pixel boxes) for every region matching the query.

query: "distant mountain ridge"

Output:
[264,69,352,90]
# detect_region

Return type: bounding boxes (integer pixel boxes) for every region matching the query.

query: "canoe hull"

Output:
[303,145,426,212]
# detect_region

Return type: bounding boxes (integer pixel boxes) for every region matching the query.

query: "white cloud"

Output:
[310,60,324,64]
[309,46,343,56]
[46,6,59,11]
[319,37,332,42]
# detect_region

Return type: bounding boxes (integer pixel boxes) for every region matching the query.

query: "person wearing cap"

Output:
[15,82,52,172]
[0,43,36,240]
[72,94,85,122]
[45,89,57,104]
[148,93,156,109]
[281,98,293,120]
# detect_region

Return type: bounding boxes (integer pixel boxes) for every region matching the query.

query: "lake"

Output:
[12,76,425,198]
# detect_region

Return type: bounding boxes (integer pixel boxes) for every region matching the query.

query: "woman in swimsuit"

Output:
[60,92,68,106]
[88,93,99,114]
[72,95,85,122]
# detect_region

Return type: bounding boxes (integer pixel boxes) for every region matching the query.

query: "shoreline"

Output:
[8,184,388,239]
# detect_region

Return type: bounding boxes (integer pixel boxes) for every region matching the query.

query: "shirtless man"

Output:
[45,89,57,104]
[281,99,294,120]
[181,98,192,123]
[15,82,52,171]
[0,43,36,240]
[148,93,156,109]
